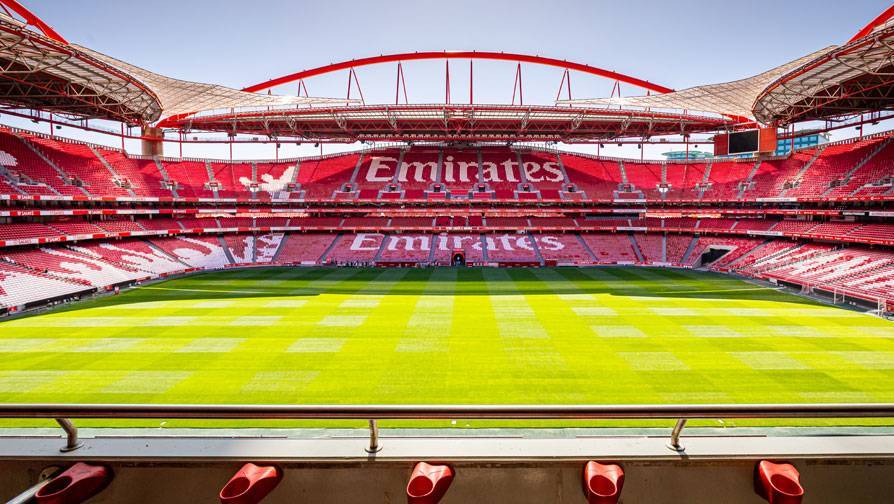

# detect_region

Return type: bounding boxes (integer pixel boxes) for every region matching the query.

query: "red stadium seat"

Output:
[755,460,804,504]
[583,461,624,504]
[35,463,112,504]
[219,463,282,504]
[406,462,454,504]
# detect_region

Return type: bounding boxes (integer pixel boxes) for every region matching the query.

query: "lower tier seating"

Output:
[0,233,891,311]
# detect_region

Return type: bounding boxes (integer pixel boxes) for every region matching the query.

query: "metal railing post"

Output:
[5,466,61,504]
[55,418,81,452]
[668,418,687,452]
[366,419,381,453]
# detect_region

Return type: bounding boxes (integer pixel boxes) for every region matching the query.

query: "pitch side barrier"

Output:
[2,403,894,454]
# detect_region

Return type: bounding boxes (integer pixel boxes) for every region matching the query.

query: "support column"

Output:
[141,126,164,157]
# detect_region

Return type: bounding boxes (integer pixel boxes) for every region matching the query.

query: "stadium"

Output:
[0,0,891,502]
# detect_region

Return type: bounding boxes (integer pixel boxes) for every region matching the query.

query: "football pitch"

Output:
[1,266,893,428]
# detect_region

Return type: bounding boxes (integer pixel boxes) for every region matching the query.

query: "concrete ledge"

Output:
[1,431,893,463]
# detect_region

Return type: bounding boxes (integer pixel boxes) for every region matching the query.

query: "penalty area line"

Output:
[140,287,270,295]
[655,286,784,295]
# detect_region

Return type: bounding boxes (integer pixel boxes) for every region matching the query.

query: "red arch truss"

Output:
[242,50,674,95]
[849,4,894,43]
[0,0,67,44]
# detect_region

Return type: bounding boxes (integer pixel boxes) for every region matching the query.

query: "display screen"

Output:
[728,130,759,154]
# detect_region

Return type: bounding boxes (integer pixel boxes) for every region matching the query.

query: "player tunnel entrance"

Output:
[694,246,736,267]
[451,251,466,267]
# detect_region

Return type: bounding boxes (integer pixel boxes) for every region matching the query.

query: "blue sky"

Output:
[9,0,894,159]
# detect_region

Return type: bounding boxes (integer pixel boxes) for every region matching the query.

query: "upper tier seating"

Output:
[702,161,753,200]
[255,163,296,200]
[746,154,810,198]
[397,149,440,194]
[164,161,214,199]
[786,139,886,198]
[0,129,84,196]
[210,162,253,199]
[518,151,567,192]
[619,161,661,199]
[297,154,360,200]
[354,150,403,194]
[824,140,894,197]
[96,149,173,198]
[559,155,621,199]
[23,133,131,197]
[480,148,523,196]
[0,130,892,202]
[663,163,705,201]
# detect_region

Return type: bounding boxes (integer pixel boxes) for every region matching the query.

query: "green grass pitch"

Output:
[0,266,892,427]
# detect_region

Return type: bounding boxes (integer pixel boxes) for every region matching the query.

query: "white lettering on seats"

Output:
[361,155,563,185]
[515,235,533,250]
[388,235,430,251]
[350,233,382,251]
[538,236,564,251]
[352,234,568,253]
[500,160,519,182]
[523,161,563,182]
[399,161,438,183]
[542,161,564,182]
[365,157,397,182]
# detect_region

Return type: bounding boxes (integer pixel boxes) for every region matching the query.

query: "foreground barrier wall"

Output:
[1,459,893,503]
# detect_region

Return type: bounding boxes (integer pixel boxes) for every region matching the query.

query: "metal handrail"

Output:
[2,403,892,454]
[1,403,892,419]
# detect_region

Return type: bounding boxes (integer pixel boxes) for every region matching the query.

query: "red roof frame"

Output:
[243,51,674,95]
[849,4,894,43]
[0,0,67,44]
